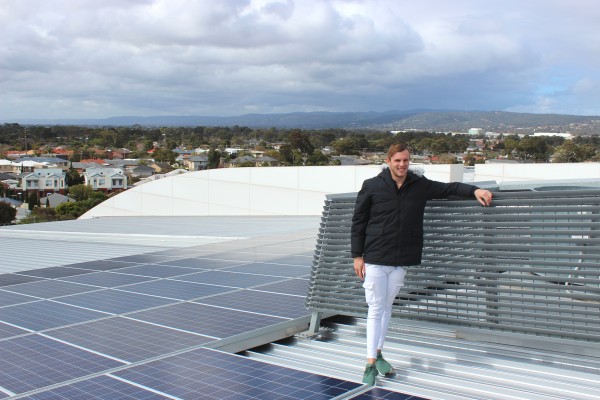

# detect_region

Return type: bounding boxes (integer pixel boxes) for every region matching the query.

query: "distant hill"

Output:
[6,110,600,133]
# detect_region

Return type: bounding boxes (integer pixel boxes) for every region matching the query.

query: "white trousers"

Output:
[363,263,406,359]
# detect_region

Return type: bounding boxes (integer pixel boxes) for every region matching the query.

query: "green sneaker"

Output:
[362,363,378,385]
[375,352,392,375]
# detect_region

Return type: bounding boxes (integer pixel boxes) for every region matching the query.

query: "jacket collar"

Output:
[379,167,421,189]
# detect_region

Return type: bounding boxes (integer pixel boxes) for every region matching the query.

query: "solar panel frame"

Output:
[55,289,179,315]
[45,316,214,363]
[172,270,286,288]
[128,302,285,338]
[18,375,173,400]
[112,348,361,400]
[222,262,311,278]
[0,300,109,331]
[118,279,236,301]
[57,271,157,288]
[194,290,310,319]
[16,266,94,279]
[2,280,100,299]
[0,274,42,287]
[0,335,124,395]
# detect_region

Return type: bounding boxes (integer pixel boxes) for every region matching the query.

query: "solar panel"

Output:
[3,280,99,299]
[0,301,108,331]
[16,266,94,279]
[109,253,184,263]
[174,270,285,288]
[158,257,246,269]
[113,264,196,278]
[0,273,42,287]
[0,335,123,395]
[58,271,157,288]
[119,279,235,301]
[195,290,310,319]
[56,289,178,315]
[0,322,28,339]
[46,317,214,363]
[223,262,311,278]
[253,278,310,296]
[129,302,285,338]
[63,259,140,271]
[352,387,428,399]
[18,375,173,400]
[113,348,361,400]
[0,289,38,307]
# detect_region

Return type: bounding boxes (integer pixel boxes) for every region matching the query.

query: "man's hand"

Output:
[354,256,366,280]
[474,188,493,206]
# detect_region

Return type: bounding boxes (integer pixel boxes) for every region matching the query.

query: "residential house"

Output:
[84,168,127,193]
[0,160,16,173]
[228,155,278,167]
[15,157,70,171]
[183,155,209,171]
[131,165,155,178]
[41,193,76,208]
[150,162,172,174]
[21,168,67,195]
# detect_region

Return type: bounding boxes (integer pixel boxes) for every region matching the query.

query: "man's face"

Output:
[386,150,410,181]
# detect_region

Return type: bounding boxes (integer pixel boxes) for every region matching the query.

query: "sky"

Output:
[1,0,600,120]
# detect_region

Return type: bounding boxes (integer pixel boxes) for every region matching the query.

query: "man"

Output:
[351,142,492,385]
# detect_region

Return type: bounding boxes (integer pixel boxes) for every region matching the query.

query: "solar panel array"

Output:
[0,229,430,399]
[0,233,376,400]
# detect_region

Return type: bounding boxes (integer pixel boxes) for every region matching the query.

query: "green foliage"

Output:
[208,148,221,169]
[27,192,38,211]
[0,201,17,225]
[68,184,95,201]
[552,141,597,163]
[66,168,85,185]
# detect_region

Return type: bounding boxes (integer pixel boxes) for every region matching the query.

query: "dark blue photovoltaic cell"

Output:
[120,279,234,300]
[109,253,178,263]
[16,266,94,279]
[0,301,108,331]
[3,280,98,299]
[129,302,285,338]
[0,289,38,307]
[266,254,314,266]
[0,322,28,339]
[195,290,309,319]
[114,264,196,278]
[19,375,172,399]
[158,257,245,269]
[0,335,123,395]
[0,273,42,287]
[253,278,310,296]
[58,271,156,288]
[63,260,140,271]
[114,348,361,400]
[223,262,311,277]
[56,289,177,314]
[46,317,213,363]
[352,387,427,399]
[174,270,284,288]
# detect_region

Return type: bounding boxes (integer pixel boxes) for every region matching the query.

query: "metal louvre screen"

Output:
[306,189,600,341]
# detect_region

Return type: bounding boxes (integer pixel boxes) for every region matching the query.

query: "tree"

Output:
[516,136,551,162]
[0,202,16,225]
[66,168,84,185]
[208,148,221,169]
[68,184,95,201]
[27,192,38,211]
[552,141,597,163]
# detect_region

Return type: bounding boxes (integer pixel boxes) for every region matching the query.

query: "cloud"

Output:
[1,0,599,119]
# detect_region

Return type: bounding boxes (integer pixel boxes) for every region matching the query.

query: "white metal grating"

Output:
[306,189,600,342]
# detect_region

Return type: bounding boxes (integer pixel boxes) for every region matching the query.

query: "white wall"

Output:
[80,164,464,218]
[474,163,600,183]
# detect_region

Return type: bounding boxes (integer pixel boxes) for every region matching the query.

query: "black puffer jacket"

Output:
[351,168,478,266]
